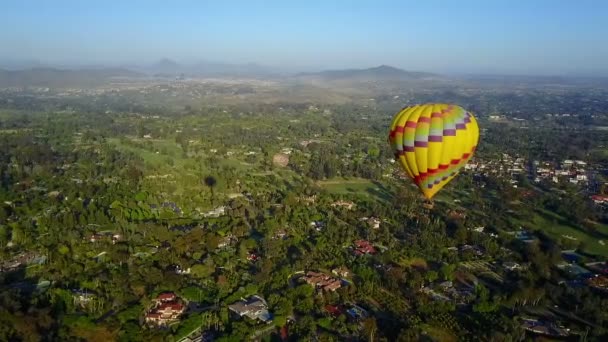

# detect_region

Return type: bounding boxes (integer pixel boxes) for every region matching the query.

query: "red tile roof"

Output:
[157,292,176,301]
[325,305,344,316]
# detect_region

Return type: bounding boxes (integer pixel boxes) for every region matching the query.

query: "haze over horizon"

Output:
[1,0,608,76]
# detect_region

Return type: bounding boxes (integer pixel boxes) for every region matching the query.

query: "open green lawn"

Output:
[317,177,393,201]
[107,137,181,167]
[529,209,608,257]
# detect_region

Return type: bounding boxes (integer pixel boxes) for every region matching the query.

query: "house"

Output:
[112,234,122,244]
[71,289,97,307]
[302,271,343,292]
[310,221,325,232]
[591,194,608,204]
[157,292,177,302]
[354,240,376,255]
[145,292,185,326]
[170,265,191,275]
[89,234,103,243]
[332,267,350,278]
[325,305,344,317]
[460,244,484,257]
[503,262,521,271]
[145,302,185,326]
[247,252,260,262]
[520,318,569,337]
[203,206,226,218]
[447,210,466,220]
[228,295,272,323]
[360,217,381,229]
[217,235,237,249]
[89,232,122,244]
[272,229,288,240]
[584,261,608,275]
[587,275,608,291]
[346,304,369,320]
[331,200,355,210]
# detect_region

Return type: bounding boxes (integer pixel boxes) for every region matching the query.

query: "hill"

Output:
[297,65,438,81]
[0,67,143,88]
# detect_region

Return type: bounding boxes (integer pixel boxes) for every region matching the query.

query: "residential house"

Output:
[228,295,272,323]
[360,217,381,229]
[310,221,325,232]
[247,252,260,262]
[145,302,185,326]
[272,229,288,240]
[332,267,350,278]
[144,292,185,326]
[157,292,177,302]
[503,262,521,271]
[331,200,355,210]
[302,271,343,292]
[203,206,226,218]
[354,240,376,255]
[587,275,608,291]
[591,195,608,204]
[325,305,344,317]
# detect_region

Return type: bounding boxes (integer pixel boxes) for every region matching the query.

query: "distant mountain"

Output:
[142,59,279,78]
[0,67,143,88]
[298,65,438,81]
[150,58,181,75]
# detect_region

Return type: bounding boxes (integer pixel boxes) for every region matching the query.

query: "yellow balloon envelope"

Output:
[389,104,479,199]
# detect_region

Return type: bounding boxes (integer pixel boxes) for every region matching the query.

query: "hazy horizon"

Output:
[2,0,608,76]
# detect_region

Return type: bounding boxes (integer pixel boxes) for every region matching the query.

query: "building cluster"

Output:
[520,318,570,338]
[557,256,608,292]
[144,292,186,327]
[324,303,369,321]
[302,271,343,292]
[465,154,592,188]
[421,280,476,306]
[0,252,44,273]
[447,244,485,258]
[228,295,272,323]
[465,153,525,181]
[534,159,588,185]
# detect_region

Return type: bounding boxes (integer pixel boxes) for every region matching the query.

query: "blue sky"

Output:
[1,0,607,75]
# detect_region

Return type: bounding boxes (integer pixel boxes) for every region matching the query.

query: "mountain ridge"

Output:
[297,65,439,80]
[0,67,143,87]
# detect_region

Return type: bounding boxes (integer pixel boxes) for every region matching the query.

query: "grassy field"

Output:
[316,177,393,201]
[528,209,608,257]
[107,137,183,167]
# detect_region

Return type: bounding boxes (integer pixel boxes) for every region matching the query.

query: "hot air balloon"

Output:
[389,104,479,200]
